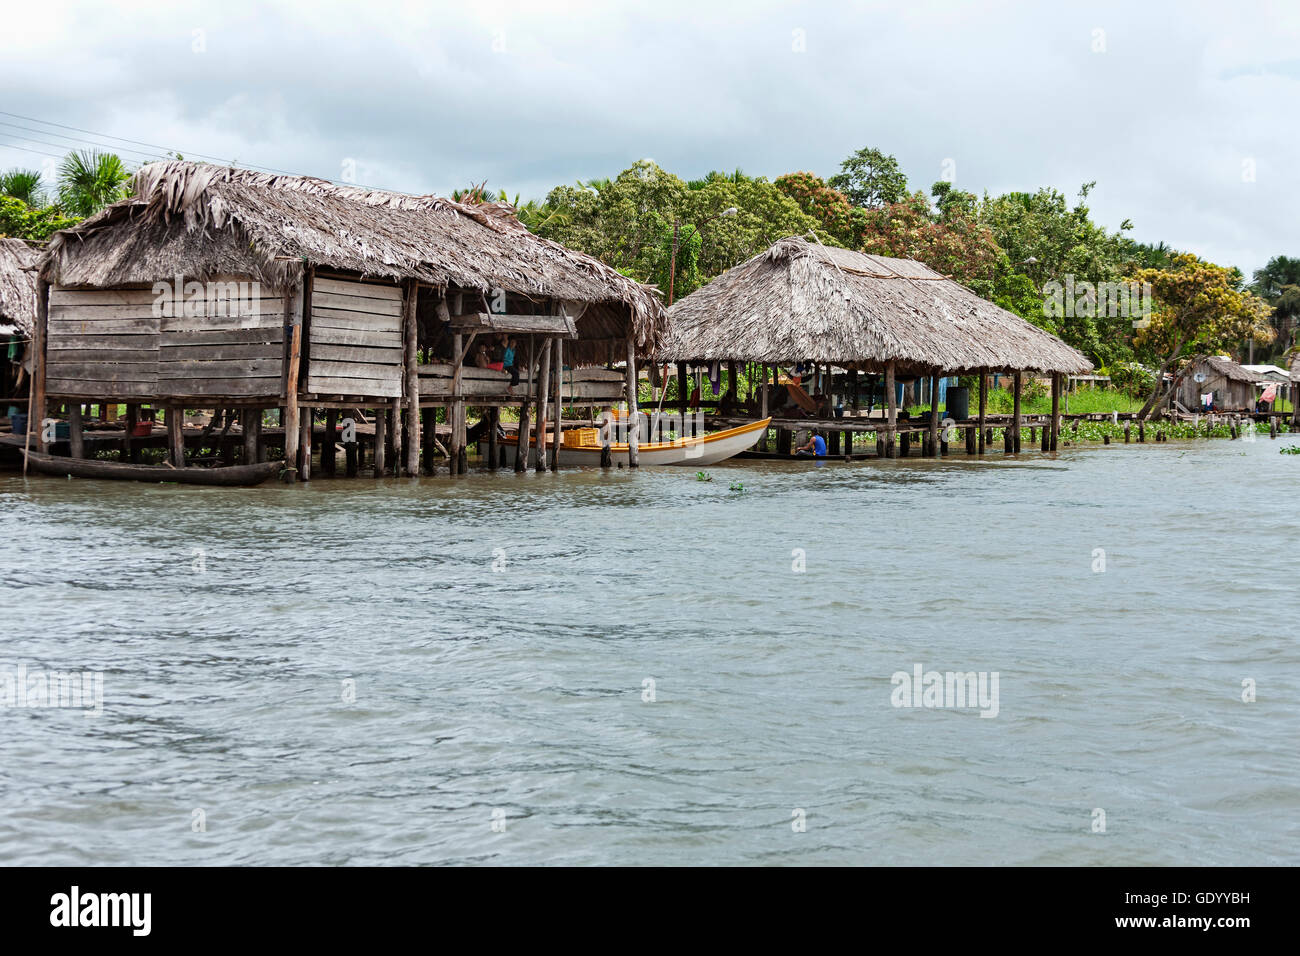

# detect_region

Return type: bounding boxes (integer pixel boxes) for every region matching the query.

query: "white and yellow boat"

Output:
[483,418,771,467]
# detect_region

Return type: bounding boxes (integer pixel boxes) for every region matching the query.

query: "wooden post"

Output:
[373,407,386,476]
[422,408,436,474]
[403,279,421,477]
[727,360,738,411]
[167,407,184,467]
[283,274,303,480]
[965,424,976,454]
[535,338,552,473]
[850,369,860,414]
[625,336,640,468]
[551,333,563,470]
[68,403,84,458]
[928,374,940,458]
[885,361,898,458]
[487,406,499,471]
[450,330,463,474]
[322,408,337,477]
[124,404,138,462]
[978,372,987,455]
[389,397,402,474]
[242,408,261,464]
[299,406,313,480]
[1050,373,1061,451]
[516,336,533,472]
[1012,371,1022,453]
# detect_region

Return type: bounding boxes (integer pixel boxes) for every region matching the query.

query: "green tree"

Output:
[57,150,132,218]
[1131,253,1274,419]
[828,146,909,208]
[1251,255,1300,352]
[0,169,45,207]
[0,194,78,240]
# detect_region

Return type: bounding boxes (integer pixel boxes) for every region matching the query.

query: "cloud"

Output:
[3,0,1297,275]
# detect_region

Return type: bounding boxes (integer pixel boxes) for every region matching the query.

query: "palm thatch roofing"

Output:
[39,161,666,352]
[659,236,1092,375]
[0,238,40,335]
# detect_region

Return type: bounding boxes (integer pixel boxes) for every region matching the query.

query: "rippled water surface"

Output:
[2,435,1298,865]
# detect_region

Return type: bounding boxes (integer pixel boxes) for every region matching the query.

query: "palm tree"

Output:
[57,150,132,218]
[0,169,45,206]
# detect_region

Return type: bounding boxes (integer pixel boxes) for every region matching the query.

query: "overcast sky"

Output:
[4,0,1297,276]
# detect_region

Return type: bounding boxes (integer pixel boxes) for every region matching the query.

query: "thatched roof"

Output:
[0,238,39,335]
[1192,355,1266,384]
[659,236,1092,375]
[39,161,666,351]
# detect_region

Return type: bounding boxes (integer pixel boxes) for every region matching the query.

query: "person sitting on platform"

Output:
[795,431,827,457]
[503,338,519,386]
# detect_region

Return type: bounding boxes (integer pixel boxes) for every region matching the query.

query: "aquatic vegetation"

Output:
[1280,445,1300,455]
[695,471,713,481]
[729,481,746,493]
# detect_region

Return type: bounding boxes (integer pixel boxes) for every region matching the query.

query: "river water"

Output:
[1,435,1297,866]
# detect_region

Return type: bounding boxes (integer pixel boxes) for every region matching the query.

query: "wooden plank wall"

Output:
[46,286,159,398]
[45,278,284,399]
[160,282,283,397]
[307,276,403,398]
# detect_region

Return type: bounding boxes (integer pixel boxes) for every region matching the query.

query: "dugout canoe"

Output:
[22,450,282,486]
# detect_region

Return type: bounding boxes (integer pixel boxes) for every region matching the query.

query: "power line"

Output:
[0,109,424,197]
[0,120,165,163]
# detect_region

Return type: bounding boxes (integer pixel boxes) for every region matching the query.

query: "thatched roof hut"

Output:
[1176,355,1265,411]
[659,236,1091,375]
[40,161,666,355]
[0,238,39,335]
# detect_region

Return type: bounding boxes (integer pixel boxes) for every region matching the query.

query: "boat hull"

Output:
[22,450,282,486]
[483,418,770,467]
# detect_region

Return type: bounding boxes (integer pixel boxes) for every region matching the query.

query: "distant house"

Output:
[1176,355,1266,411]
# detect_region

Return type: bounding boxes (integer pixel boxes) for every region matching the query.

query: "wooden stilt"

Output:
[124,404,139,463]
[965,424,976,454]
[299,406,313,481]
[322,409,337,477]
[487,406,499,471]
[551,334,563,470]
[928,374,940,458]
[68,403,84,458]
[167,407,184,467]
[282,272,303,481]
[1012,371,1022,453]
[450,330,463,474]
[516,336,534,472]
[403,280,421,477]
[243,408,260,464]
[390,397,402,474]
[1050,373,1061,451]
[977,372,987,455]
[373,407,386,476]
[535,337,552,473]
[885,361,898,458]
[625,336,640,468]
[421,408,435,474]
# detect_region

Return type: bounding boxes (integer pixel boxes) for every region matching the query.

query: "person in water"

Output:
[795,431,826,457]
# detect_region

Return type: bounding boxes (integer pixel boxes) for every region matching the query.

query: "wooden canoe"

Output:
[22,450,283,486]
[486,417,771,467]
